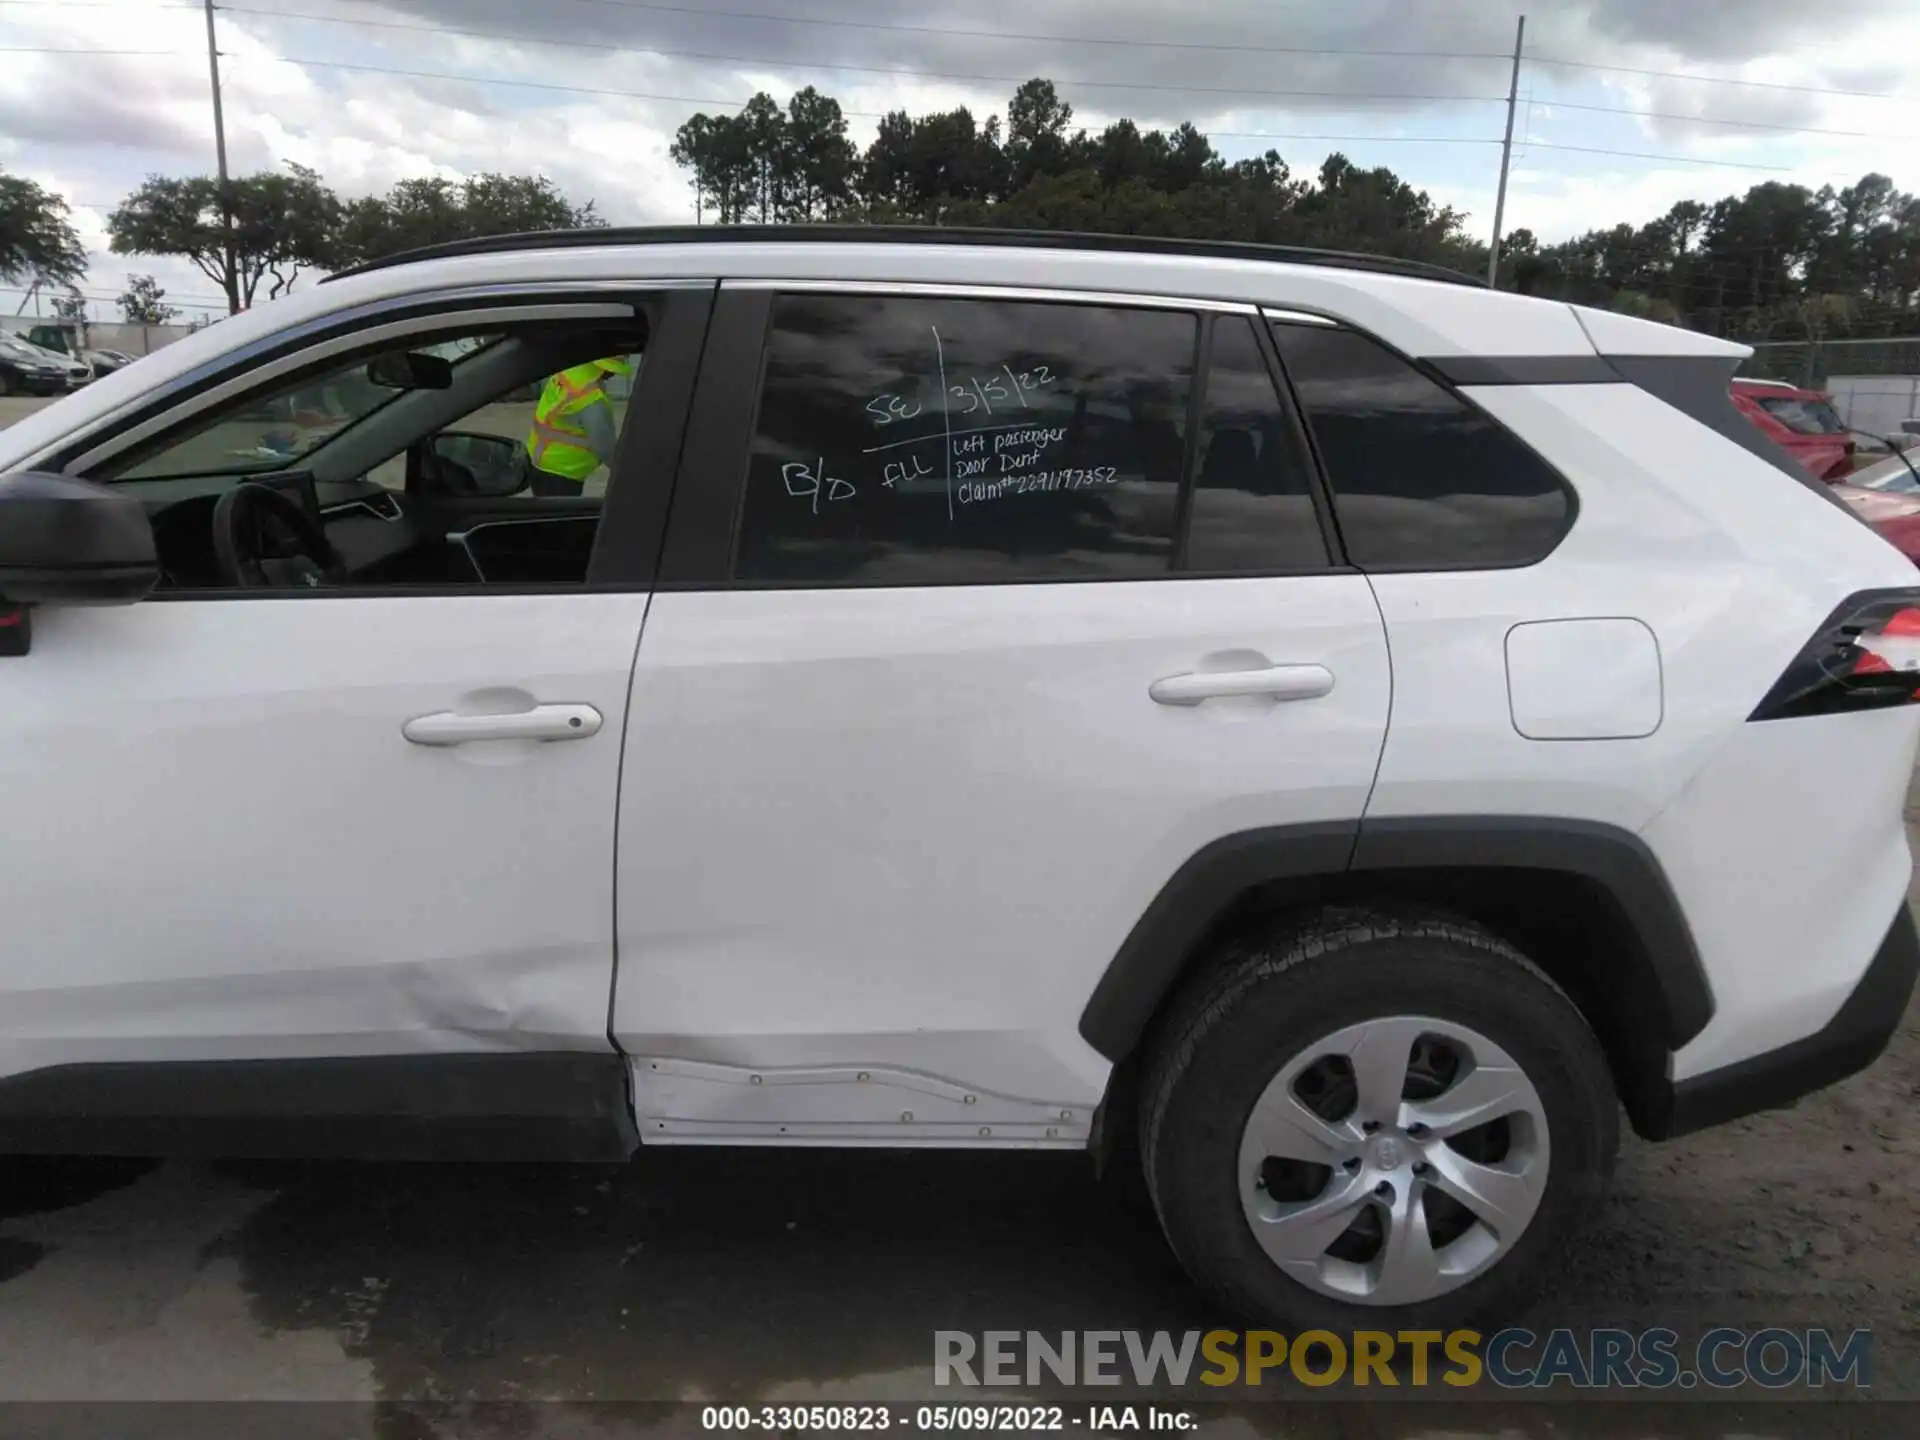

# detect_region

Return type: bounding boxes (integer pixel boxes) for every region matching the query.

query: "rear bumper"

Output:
[1647,904,1918,1139]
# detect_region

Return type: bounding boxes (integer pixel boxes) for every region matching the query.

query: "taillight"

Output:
[1751,589,1920,721]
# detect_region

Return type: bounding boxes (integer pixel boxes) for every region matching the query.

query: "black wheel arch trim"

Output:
[1646,901,1917,1140]
[1076,814,1715,1063]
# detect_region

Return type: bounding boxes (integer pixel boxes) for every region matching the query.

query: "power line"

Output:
[4,0,1917,102]
[15,11,1906,150]
[1526,53,1912,101]
[211,55,1907,171]
[208,4,1512,108]
[513,0,1523,60]
[277,54,1506,148]
[1534,99,1912,141]
[211,5,1920,143]
[12,32,1905,181]
[0,0,1509,58]
[490,0,1920,99]
[0,46,191,55]
[1518,140,1826,174]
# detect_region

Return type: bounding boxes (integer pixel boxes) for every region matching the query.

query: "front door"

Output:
[0,289,705,1108]
[613,285,1391,1144]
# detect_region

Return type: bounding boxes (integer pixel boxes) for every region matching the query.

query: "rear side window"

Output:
[1270,323,1572,569]
[1183,317,1329,573]
[736,294,1196,584]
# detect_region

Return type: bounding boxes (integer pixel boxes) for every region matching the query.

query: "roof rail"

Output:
[323,224,1488,288]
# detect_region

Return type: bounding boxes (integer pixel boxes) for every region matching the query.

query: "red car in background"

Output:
[1728,376,1920,564]
[1731,377,1855,479]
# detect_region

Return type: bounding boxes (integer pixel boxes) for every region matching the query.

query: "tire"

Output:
[0,371,14,398]
[1139,904,1618,1332]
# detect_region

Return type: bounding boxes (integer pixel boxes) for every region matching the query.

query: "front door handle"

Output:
[1149,664,1335,706]
[403,703,603,746]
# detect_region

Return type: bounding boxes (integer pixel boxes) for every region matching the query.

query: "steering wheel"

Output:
[211,482,348,589]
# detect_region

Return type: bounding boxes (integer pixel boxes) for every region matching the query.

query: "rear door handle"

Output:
[402,703,603,746]
[1149,664,1335,706]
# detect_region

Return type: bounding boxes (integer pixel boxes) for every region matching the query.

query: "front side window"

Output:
[1270,323,1573,570]
[120,336,504,482]
[94,312,651,593]
[736,294,1197,584]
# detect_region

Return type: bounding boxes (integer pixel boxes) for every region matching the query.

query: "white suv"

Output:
[0,229,1913,1332]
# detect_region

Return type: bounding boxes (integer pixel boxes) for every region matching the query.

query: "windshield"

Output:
[1851,451,1920,494]
[1758,395,1846,435]
[118,335,501,481]
[0,337,59,362]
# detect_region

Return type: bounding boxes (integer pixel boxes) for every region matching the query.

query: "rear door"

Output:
[611,282,1392,1144]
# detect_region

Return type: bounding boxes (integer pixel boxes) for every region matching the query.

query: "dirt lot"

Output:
[0,396,54,429]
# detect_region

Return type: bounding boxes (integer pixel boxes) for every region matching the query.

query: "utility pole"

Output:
[1487,14,1526,289]
[202,0,238,313]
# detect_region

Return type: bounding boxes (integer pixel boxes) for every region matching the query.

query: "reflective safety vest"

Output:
[525,364,614,480]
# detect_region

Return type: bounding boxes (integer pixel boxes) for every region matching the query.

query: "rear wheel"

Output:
[1139,906,1618,1331]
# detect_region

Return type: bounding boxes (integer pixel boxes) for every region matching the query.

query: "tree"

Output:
[51,288,87,324]
[1610,290,1683,326]
[858,110,919,213]
[334,173,601,265]
[780,87,856,220]
[118,273,180,325]
[671,113,756,223]
[108,164,341,313]
[666,75,1920,339]
[1003,79,1076,195]
[1148,124,1217,193]
[0,169,87,288]
[858,106,1002,219]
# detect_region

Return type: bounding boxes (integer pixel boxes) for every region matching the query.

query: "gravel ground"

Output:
[0,395,57,429]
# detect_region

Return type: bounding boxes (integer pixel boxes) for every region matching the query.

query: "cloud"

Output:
[1,0,1916,316]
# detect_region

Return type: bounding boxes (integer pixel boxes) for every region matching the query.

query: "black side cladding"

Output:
[0,1052,641,1161]
[1605,354,1858,517]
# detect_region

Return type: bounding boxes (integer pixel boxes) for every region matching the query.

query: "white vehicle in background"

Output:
[1849,446,1920,495]
[0,227,1913,1334]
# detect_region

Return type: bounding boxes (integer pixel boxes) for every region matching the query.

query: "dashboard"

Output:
[134,471,599,591]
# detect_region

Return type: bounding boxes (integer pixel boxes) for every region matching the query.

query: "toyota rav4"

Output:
[0,228,1913,1334]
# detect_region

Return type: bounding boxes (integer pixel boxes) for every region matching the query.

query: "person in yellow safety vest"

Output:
[524,355,634,496]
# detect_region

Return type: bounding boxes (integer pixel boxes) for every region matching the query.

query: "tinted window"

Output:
[737,294,1196,584]
[1270,323,1572,569]
[1184,317,1327,572]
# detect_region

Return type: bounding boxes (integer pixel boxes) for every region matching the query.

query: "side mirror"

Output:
[429,431,528,498]
[366,350,454,391]
[0,473,159,654]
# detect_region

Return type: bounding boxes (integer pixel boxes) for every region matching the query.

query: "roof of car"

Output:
[325,224,1488,290]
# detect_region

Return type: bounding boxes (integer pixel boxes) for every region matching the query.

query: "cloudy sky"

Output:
[3,0,1917,319]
